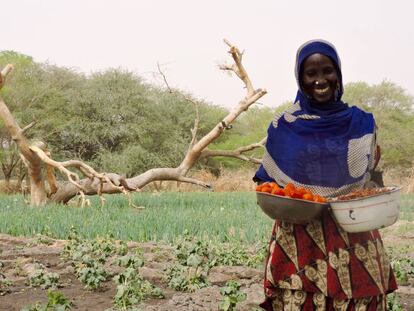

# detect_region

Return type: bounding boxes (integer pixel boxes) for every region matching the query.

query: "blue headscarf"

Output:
[254,40,376,196]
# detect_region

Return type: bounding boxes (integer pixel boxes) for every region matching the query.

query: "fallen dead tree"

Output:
[0,40,267,206]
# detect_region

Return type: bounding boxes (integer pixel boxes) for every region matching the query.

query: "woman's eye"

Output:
[323,67,335,75]
[305,70,316,77]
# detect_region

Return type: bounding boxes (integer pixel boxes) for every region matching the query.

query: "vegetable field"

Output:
[0,192,273,243]
[0,193,413,310]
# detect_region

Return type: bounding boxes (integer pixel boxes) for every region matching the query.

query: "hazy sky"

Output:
[3,0,414,109]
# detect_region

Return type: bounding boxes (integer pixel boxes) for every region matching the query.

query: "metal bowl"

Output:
[329,186,401,233]
[256,192,329,224]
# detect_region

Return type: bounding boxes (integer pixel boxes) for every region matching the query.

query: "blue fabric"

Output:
[254,40,375,188]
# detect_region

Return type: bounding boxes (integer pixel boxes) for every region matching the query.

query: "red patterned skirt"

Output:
[260,211,397,311]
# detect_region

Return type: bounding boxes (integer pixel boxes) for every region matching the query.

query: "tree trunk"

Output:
[3,176,11,192]
[16,161,26,190]
[28,164,47,205]
[1,165,12,192]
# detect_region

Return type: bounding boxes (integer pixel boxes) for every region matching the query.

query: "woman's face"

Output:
[301,53,339,103]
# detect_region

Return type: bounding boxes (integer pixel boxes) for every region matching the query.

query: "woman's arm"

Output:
[373,145,381,170]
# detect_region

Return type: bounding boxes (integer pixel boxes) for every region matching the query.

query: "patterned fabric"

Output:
[260,146,375,197]
[260,288,387,311]
[255,98,376,196]
[260,212,398,311]
[254,40,376,195]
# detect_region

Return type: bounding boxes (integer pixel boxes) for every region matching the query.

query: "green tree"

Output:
[51,68,228,177]
[343,81,414,172]
[0,51,82,186]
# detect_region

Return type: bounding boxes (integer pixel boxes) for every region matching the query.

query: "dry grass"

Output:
[2,167,413,194]
[383,168,414,194]
[405,167,414,193]
[142,168,257,192]
[0,169,257,194]
[0,179,22,194]
[134,167,414,194]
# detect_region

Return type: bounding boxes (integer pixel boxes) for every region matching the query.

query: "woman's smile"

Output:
[314,85,330,95]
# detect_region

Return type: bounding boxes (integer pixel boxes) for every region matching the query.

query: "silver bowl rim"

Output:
[328,186,402,203]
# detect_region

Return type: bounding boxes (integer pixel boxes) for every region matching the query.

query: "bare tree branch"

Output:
[51,39,267,202]
[30,145,124,194]
[119,39,267,191]
[156,62,173,93]
[21,121,37,134]
[188,100,200,148]
[1,40,268,205]
[201,137,267,164]
[176,176,212,189]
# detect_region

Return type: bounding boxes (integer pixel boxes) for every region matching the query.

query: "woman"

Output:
[255,40,397,310]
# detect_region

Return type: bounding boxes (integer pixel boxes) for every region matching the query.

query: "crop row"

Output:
[0,192,413,244]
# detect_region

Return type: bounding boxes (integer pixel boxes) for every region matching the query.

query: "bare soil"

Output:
[1,221,413,311]
[0,234,263,311]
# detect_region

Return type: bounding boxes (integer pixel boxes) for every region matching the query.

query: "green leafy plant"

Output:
[387,293,403,311]
[116,240,129,256]
[76,257,107,290]
[247,240,268,268]
[26,234,55,247]
[0,274,12,296]
[27,264,60,290]
[114,254,144,269]
[209,243,250,267]
[167,232,267,293]
[219,280,246,311]
[63,227,116,263]
[166,232,211,292]
[21,290,71,311]
[0,260,12,295]
[90,235,117,261]
[62,227,115,290]
[174,231,211,267]
[165,264,209,292]
[175,231,268,270]
[113,267,163,309]
[61,227,83,258]
[391,257,414,285]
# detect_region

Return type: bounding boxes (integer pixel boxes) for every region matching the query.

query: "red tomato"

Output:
[262,186,272,193]
[302,193,314,201]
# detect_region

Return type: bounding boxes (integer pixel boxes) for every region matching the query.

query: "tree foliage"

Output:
[343,81,414,172]
[0,52,227,179]
[1,51,413,182]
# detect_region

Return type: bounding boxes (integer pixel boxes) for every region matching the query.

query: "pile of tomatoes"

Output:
[256,182,327,203]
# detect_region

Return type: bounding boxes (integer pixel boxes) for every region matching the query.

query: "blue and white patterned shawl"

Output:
[254,40,376,197]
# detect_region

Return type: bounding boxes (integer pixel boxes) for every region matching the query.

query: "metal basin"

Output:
[329,186,401,233]
[256,192,329,224]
